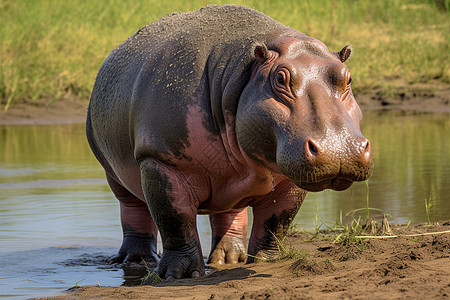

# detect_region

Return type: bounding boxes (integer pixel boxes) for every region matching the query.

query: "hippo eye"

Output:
[277,73,284,84]
[272,68,294,100]
[275,70,289,88]
[348,77,352,85]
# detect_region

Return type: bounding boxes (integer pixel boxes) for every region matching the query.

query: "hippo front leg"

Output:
[208,208,248,265]
[140,160,205,279]
[248,180,306,262]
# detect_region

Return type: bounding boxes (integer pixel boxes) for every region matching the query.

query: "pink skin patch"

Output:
[180,103,285,214]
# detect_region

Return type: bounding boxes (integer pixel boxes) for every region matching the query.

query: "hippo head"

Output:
[236,36,372,192]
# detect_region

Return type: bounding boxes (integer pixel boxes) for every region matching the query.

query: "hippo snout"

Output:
[278,135,372,192]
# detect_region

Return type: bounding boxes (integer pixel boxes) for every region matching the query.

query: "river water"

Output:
[1,111,449,298]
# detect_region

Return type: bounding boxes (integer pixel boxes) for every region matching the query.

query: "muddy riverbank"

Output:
[1,85,449,125]
[43,221,450,300]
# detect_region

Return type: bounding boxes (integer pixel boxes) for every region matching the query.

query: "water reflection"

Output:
[0,111,449,298]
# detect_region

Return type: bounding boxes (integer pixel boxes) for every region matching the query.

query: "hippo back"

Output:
[87,5,301,186]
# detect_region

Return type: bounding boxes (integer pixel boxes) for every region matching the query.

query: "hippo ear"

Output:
[337,45,352,63]
[254,45,269,63]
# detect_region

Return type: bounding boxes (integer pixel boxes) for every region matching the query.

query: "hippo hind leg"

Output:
[208,208,248,265]
[106,174,159,265]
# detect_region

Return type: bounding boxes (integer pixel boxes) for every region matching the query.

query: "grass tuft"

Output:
[249,230,309,262]
[298,179,394,249]
[424,191,436,226]
[271,231,309,261]
[141,259,162,285]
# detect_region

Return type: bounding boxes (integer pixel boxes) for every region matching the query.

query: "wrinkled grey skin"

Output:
[86,5,372,280]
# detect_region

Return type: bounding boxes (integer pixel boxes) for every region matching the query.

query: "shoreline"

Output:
[43,221,450,300]
[0,98,87,125]
[1,84,449,125]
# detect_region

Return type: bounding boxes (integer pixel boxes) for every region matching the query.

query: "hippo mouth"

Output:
[296,177,354,192]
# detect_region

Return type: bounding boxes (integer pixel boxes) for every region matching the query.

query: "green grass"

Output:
[266,177,440,261]
[270,230,309,261]
[425,193,435,226]
[247,230,308,262]
[1,0,449,109]
[141,259,162,285]
[299,179,391,247]
[296,178,439,245]
[365,180,370,219]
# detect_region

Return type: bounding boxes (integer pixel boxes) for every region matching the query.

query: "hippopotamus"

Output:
[86,5,372,280]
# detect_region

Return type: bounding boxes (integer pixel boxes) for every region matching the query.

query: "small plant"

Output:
[314,199,321,232]
[330,180,390,248]
[365,179,370,219]
[254,230,309,262]
[307,200,322,241]
[333,222,364,248]
[74,278,86,287]
[289,222,300,233]
[424,195,433,226]
[141,259,162,285]
[404,219,412,230]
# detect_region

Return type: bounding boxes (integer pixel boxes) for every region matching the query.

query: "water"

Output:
[1,111,449,298]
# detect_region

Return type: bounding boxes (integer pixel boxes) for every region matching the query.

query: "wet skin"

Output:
[86,5,372,280]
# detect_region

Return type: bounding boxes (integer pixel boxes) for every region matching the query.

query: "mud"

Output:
[41,221,450,300]
[355,83,450,112]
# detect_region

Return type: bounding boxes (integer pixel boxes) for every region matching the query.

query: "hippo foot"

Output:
[208,235,247,265]
[108,234,159,265]
[156,246,205,280]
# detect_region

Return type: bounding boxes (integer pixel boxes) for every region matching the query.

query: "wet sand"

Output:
[42,222,450,300]
[0,97,87,125]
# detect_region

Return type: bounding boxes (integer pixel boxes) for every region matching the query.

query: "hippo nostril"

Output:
[358,139,372,164]
[309,141,318,154]
[360,139,371,154]
[306,139,320,157]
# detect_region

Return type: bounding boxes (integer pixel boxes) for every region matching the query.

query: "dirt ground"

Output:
[40,221,450,300]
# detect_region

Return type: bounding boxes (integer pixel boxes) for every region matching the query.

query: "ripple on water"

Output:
[0,246,128,299]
